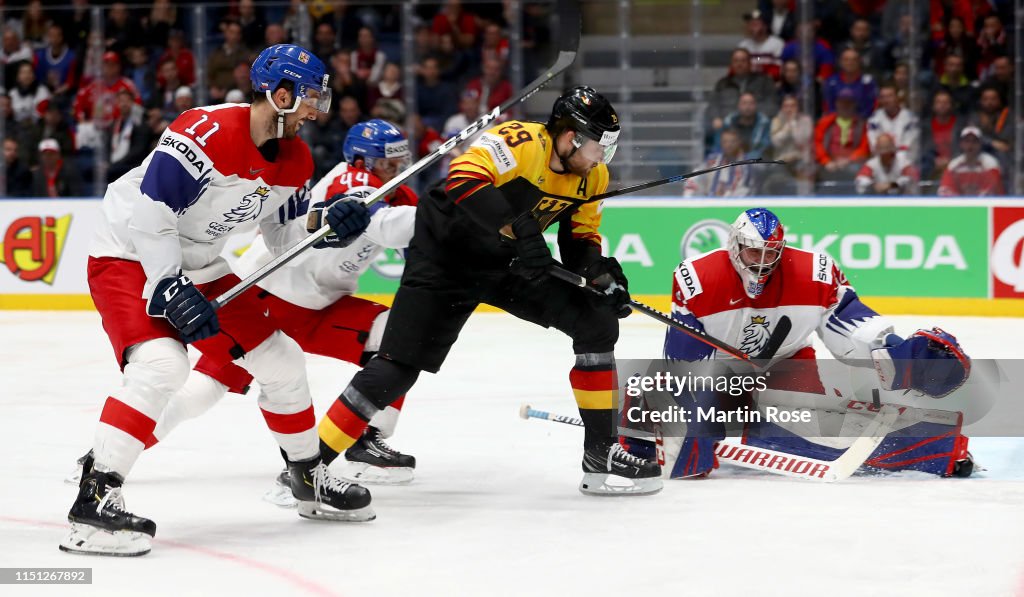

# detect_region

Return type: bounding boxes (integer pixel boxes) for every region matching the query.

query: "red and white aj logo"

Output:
[991,208,1024,298]
[0,215,72,284]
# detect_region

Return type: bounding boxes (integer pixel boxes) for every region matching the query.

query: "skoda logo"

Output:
[680,219,731,260]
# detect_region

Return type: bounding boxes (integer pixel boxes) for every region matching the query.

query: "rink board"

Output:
[1,197,1023,315]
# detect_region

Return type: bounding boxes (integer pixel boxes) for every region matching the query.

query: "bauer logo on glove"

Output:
[871,327,971,398]
[307,193,372,249]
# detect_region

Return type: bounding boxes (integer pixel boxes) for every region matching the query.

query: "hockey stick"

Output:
[210,0,582,310]
[520,397,900,482]
[589,159,785,201]
[547,264,790,363]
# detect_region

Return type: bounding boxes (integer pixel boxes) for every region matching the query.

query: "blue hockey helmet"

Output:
[343,119,411,171]
[250,44,331,117]
[728,207,786,298]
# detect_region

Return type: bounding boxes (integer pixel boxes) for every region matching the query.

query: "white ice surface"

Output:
[1,311,1022,597]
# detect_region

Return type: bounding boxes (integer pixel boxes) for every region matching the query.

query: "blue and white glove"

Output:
[147,274,219,344]
[306,194,372,249]
[871,328,971,398]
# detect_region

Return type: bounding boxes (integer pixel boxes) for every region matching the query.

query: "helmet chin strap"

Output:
[265,90,301,138]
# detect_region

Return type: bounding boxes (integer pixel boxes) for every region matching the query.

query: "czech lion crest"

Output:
[224,185,271,223]
[739,315,771,355]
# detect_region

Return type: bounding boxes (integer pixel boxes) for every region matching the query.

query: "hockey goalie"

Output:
[625,207,974,480]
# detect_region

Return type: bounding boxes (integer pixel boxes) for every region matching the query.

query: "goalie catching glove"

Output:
[583,256,631,318]
[307,194,372,249]
[871,327,970,398]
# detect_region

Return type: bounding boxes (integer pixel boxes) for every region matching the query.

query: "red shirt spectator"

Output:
[157,30,196,87]
[465,56,512,111]
[814,91,870,166]
[480,23,509,65]
[72,52,141,126]
[939,127,1004,196]
[351,27,387,84]
[432,0,478,49]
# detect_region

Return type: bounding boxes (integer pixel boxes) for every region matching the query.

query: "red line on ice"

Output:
[0,516,342,597]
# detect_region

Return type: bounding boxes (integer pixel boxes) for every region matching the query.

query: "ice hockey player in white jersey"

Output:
[62,45,376,558]
[630,208,973,480]
[145,120,420,500]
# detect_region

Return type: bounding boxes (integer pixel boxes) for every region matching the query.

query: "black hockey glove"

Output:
[147,274,219,344]
[308,195,371,249]
[583,257,631,318]
[508,213,554,280]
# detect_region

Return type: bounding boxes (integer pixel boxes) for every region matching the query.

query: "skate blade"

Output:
[59,523,151,557]
[262,484,298,508]
[340,462,414,485]
[579,473,663,496]
[297,502,375,522]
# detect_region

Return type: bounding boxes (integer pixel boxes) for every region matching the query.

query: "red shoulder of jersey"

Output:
[325,165,419,207]
[168,104,312,189]
[673,247,844,317]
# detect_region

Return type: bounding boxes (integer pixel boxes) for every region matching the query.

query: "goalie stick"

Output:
[519,394,900,483]
[210,0,583,310]
[547,264,791,363]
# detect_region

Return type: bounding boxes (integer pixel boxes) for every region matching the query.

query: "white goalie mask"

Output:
[727,208,786,298]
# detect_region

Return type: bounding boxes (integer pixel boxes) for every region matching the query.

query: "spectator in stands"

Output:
[143,0,179,50]
[105,3,143,54]
[814,89,870,190]
[238,0,268,51]
[770,94,814,168]
[371,98,406,126]
[1,28,34,86]
[19,1,49,47]
[35,24,77,100]
[939,126,1004,196]
[777,59,822,117]
[926,16,977,81]
[329,49,368,113]
[887,62,914,111]
[0,94,14,133]
[207,19,246,101]
[124,46,156,106]
[882,13,918,76]
[758,0,797,41]
[684,128,754,197]
[72,51,140,142]
[108,88,152,180]
[442,88,481,140]
[920,90,964,183]
[265,23,288,47]
[23,102,75,168]
[466,56,512,112]
[339,94,365,132]
[720,92,771,159]
[824,48,877,118]
[738,11,784,81]
[151,59,183,114]
[867,83,919,159]
[781,22,835,82]
[856,133,919,195]
[416,56,458,130]
[976,14,1009,78]
[367,62,402,114]
[969,85,1014,182]
[710,48,777,133]
[309,106,347,179]
[226,89,247,103]
[481,23,509,66]
[929,0,981,41]
[171,86,194,119]
[931,54,978,116]
[320,0,363,47]
[352,27,387,85]
[841,18,886,81]
[32,138,83,198]
[985,56,1013,106]
[432,0,478,50]
[314,22,338,64]
[9,62,50,124]
[157,30,196,87]
[3,138,33,197]
[435,31,471,82]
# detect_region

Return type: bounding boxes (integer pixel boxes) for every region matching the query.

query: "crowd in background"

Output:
[696,0,1017,196]
[0,0,551,197]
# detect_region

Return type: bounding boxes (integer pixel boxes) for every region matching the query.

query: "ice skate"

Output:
[263,467,298,508]
[289,457,375,522]
[60,469,155,557]
[64,449,94,485]
[580,441,663,496]
[342,426,415,485]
